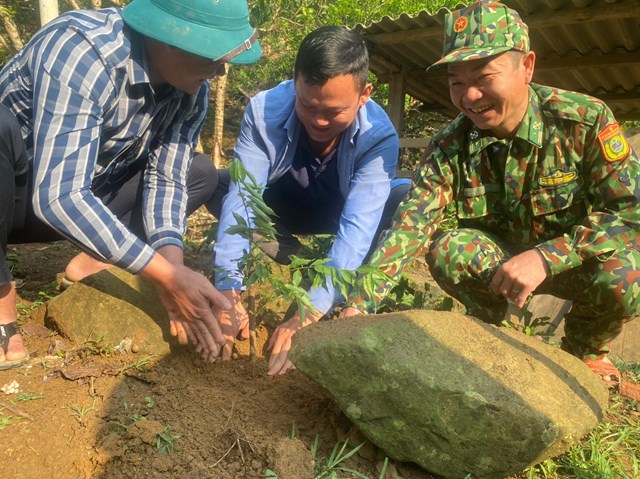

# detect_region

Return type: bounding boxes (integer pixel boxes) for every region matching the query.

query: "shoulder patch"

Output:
[598,123,630,162]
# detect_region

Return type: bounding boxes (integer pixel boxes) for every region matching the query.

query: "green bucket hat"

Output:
[427,1,529,71]
[122,0,261,64]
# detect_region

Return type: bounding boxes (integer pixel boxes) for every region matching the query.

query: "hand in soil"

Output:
[268,310,320,375]
[155,264,231,359]
[215,290,250,360]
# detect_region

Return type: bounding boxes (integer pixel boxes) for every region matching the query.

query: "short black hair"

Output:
[294,26,369,91]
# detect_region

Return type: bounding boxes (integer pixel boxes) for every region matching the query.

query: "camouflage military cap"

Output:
[427,1,530,71]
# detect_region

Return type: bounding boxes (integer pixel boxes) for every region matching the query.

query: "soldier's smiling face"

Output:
[447,51,535,139]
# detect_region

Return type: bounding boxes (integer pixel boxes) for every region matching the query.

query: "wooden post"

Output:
[38,0,60,26]
[387,69,406,136]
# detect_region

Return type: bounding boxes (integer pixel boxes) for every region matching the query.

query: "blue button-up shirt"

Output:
[214,80,398,313]
[0,8,208,273]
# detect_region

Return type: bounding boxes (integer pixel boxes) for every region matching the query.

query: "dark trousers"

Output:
[0,103,219,285]
[206,169,411,263]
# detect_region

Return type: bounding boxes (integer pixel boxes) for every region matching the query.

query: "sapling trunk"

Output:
[248,285,257,360]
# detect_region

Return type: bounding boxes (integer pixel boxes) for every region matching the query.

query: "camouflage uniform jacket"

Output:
[352,83,640,312]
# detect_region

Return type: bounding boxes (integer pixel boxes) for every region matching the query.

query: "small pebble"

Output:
[114,338,133,354]
[1,380,20,395]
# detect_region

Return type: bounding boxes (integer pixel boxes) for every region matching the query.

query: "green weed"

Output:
[115,413,147,431]
[616,360,640,377]
[68,399,96,427]
[16,392,44,401]
[0,415,13,429]
[502,308,554,342]
[113,400,149,431]
[17,289,56,317]
[311,437,368,479]
[524,401,640,479]
[156,427,181,453]
[378,276,450,313]
[119,356,153,376]
[78,334,114,357]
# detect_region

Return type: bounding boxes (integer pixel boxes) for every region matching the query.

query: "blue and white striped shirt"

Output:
[0,8,208,273]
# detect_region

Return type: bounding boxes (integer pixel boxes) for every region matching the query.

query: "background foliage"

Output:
[1,0,461,159]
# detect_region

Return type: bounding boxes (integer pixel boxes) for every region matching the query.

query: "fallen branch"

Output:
[0,399,34,421]
[210,439,237,468]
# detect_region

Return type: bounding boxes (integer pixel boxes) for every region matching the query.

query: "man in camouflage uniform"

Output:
[345,1,640,385]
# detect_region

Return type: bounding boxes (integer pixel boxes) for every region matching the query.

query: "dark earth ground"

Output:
[1,212,638,479]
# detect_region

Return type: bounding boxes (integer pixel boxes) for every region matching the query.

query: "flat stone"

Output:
[43,268,179,355]
[289,310,609,479]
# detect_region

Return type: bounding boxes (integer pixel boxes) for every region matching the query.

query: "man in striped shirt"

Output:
[0,0,260,369]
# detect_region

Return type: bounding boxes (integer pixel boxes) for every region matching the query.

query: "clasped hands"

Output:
[168,285,322,374]
[165,288,250,362]
[191,288,323,375]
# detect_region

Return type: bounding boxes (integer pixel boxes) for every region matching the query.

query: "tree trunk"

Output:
[0,9,24,50]
[0,31,10,50]
[211,65,229,168]
[66,0,81,10]
[38,0,60,26]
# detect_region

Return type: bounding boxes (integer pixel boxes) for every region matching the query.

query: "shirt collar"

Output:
[126,30,184,100]
[127,29,151,86]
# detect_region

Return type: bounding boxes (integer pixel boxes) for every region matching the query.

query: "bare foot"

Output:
[0,282,27,362]
[64,252,111,282]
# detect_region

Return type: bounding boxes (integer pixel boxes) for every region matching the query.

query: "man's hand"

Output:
[214,290,250,360]
[339,306,362,319]
[141,247,231,360]
[267,308,322,376]
[490,249,550,309]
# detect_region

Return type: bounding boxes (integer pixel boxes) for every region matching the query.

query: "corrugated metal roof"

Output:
[354,0,640,121]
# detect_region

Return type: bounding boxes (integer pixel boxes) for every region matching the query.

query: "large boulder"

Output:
[44,268,178,354]
[289,310,609,479]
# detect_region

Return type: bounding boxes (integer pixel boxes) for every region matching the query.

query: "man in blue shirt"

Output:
[0,0,261,369]
[208,26,409,374]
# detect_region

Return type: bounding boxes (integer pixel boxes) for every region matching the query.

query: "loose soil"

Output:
[0,229,432,479]
[2,222,638,479]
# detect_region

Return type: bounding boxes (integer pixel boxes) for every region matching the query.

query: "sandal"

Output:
[0,322,30,371]
[582,355,620,386]
[561,338,640,401]
[580,354,640,401]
